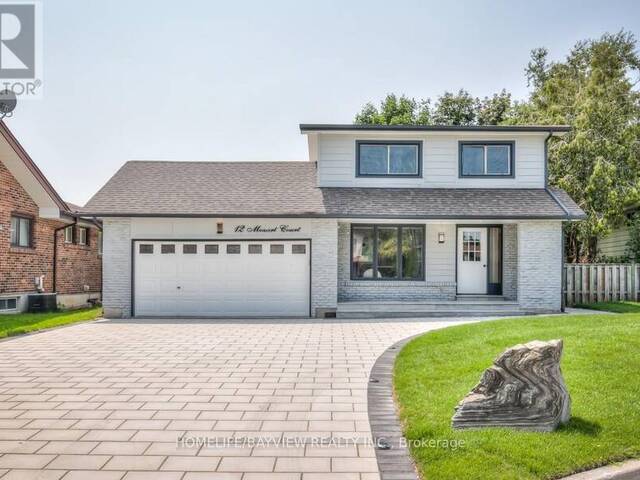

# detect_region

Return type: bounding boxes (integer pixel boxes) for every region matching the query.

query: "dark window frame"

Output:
[161,244,175,254]
[183,244,197,254]
[355,140,423,178]
[204,244,219,254]
[0,297,18,311]
[139,244,154,254]
[458,141,515,178]
[10,214,33,248]
[248,244,263,254]
[350,224,426,281]
[270,244,285,254]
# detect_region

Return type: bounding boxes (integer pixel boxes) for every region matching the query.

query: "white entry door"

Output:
[134,240,310,317]
[457,228,488,294]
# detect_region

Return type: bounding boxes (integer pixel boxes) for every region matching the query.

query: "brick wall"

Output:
[0,160,101,300]
[503,224,518,300]
[55,227,102,295]
[310,218,338,315]
[102,217,132,318]
[518,221,562,312]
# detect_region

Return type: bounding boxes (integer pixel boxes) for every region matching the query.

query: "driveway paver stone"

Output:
[0,317,475,478]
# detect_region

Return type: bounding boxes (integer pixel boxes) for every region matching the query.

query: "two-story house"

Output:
[84,124,585,318]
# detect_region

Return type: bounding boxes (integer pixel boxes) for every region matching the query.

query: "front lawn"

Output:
[0,307,102,339]
[394,313,640,480]
[574,301,640,313]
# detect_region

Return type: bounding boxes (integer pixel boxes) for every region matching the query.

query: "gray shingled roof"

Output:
[83,160,585,219]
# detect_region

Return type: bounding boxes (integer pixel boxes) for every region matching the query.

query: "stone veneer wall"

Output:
[518,221,562,312]
[502,224,518,301]
[337,223,456,302]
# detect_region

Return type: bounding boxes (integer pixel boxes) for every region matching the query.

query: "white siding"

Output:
[316,133,546,188]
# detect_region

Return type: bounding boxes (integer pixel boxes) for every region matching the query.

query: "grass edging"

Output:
[0,307,103,341]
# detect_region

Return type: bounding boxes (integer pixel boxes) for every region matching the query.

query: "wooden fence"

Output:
[564,263,640,306]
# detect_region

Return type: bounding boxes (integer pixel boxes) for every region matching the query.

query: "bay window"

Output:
[351,225,425,280]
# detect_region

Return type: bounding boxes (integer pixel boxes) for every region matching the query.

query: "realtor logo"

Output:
[0,1,42,98]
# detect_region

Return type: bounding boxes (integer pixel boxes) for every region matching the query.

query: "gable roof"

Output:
[84,160,585,220]
[0,121,70,214]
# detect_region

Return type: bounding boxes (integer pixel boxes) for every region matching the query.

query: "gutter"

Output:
[544,129,567,312]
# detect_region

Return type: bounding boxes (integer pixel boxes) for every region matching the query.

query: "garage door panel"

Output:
[134,240,310,317]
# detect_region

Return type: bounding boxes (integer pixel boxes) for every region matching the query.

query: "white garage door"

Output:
[134,240,310,317]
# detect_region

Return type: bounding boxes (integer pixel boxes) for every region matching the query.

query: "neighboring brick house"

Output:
[0,121,102,313]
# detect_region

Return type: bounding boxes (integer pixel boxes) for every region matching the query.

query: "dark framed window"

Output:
[205,244,219,254]
[459,141,514,177]
[292,244,306,254]
[356,141,422,177]
[227,244,241,254]
[10,216,32,247]
[139,244,154,254]
[351,225,425,280]
[161,244,175,254]
[270,244,284,254]
[248,244,262,254]
[183,244,197,254]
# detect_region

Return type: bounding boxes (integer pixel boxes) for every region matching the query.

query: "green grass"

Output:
[393,313,640,480]
[0,307,102,339]
[574,301,640,313]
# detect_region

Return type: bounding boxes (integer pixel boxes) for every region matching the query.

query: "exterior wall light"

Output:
[438,232,445,244]
[217,222,224,234]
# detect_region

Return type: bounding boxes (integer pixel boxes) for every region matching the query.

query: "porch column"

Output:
[517,221,562,312]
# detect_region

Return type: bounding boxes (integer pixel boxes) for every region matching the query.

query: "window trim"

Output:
[0,297,18,312]
[355,140,423,178]
[64,225,74,244]
[10,214,33,248]
[350,224,426,281]
[458,141,515,178]
[78,227,88,246]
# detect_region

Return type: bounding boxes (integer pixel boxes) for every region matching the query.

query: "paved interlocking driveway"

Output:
[0,317,474,480]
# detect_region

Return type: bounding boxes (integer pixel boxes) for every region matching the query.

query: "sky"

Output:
[5,0,640,205]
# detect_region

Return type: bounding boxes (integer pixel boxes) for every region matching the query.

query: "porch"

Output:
[334,220,563,317]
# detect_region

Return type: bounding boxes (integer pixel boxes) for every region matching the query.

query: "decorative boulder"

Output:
[452,339,571,432]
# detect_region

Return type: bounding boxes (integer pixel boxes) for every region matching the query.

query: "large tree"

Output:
[353,31,640,262]
[513,32,640,261]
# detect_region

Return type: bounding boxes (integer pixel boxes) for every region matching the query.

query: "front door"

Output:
[457,228,488,294]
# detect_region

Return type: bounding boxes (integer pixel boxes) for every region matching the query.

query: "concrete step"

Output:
[336,300,522,319]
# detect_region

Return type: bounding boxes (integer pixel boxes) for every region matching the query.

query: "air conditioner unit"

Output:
[27,293,58,313]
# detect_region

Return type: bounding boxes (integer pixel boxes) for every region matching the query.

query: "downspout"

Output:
[544,131,566,312]
[53,218,77,293]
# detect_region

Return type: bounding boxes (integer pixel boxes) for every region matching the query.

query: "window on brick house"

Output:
[10,216,32,247]
[64,225,73,243]
[78,227,88,245]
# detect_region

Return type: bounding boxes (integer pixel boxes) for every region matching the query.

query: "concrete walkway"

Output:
[0,317,477,480]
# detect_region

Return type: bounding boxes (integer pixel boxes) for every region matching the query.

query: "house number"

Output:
[234,225,302,233]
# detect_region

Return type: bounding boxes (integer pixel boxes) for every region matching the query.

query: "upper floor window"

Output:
[459,141,514,177]
[10,215,31,248]
[78,227,88,246]
[64,225,74,243]
[356,141,421,177]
